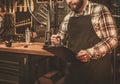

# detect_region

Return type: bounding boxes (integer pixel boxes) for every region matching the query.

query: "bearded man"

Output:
[51,0,118,84]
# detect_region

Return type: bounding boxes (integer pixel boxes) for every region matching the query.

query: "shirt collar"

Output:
[83,0,89,12]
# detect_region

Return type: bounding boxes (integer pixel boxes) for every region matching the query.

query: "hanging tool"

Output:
[44,0,53,47]
[24,0,27,12]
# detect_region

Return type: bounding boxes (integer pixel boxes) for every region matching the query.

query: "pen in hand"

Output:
[51,34,61,46]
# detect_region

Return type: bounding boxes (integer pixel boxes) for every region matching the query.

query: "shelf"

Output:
[15,22,32,27]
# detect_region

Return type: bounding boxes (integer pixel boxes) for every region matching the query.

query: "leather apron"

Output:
[64,15,113,84]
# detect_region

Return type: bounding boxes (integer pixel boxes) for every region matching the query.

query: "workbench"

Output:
[0,42,54,84]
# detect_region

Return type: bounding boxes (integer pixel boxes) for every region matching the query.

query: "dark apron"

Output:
[64,15,113,84]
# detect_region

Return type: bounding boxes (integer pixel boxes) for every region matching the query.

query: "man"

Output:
[51,0,118,84]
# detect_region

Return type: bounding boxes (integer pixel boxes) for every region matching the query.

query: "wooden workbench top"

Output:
[0,42,54,56]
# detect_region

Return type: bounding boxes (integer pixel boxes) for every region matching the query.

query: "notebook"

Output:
[43,46,76,61]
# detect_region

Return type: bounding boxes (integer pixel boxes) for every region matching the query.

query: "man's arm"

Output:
[87,5,118,59]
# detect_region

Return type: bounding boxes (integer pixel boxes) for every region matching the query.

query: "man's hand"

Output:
[31,32,37,38]
[76,50,91,62]
[50,34,61,46]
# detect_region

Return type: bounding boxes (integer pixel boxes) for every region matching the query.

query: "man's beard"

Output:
[68,0,83,13]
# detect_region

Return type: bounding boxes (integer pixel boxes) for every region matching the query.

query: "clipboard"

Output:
[43,46,76,61]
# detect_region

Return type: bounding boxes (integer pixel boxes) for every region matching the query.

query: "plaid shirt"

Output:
[58,1,118,59]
